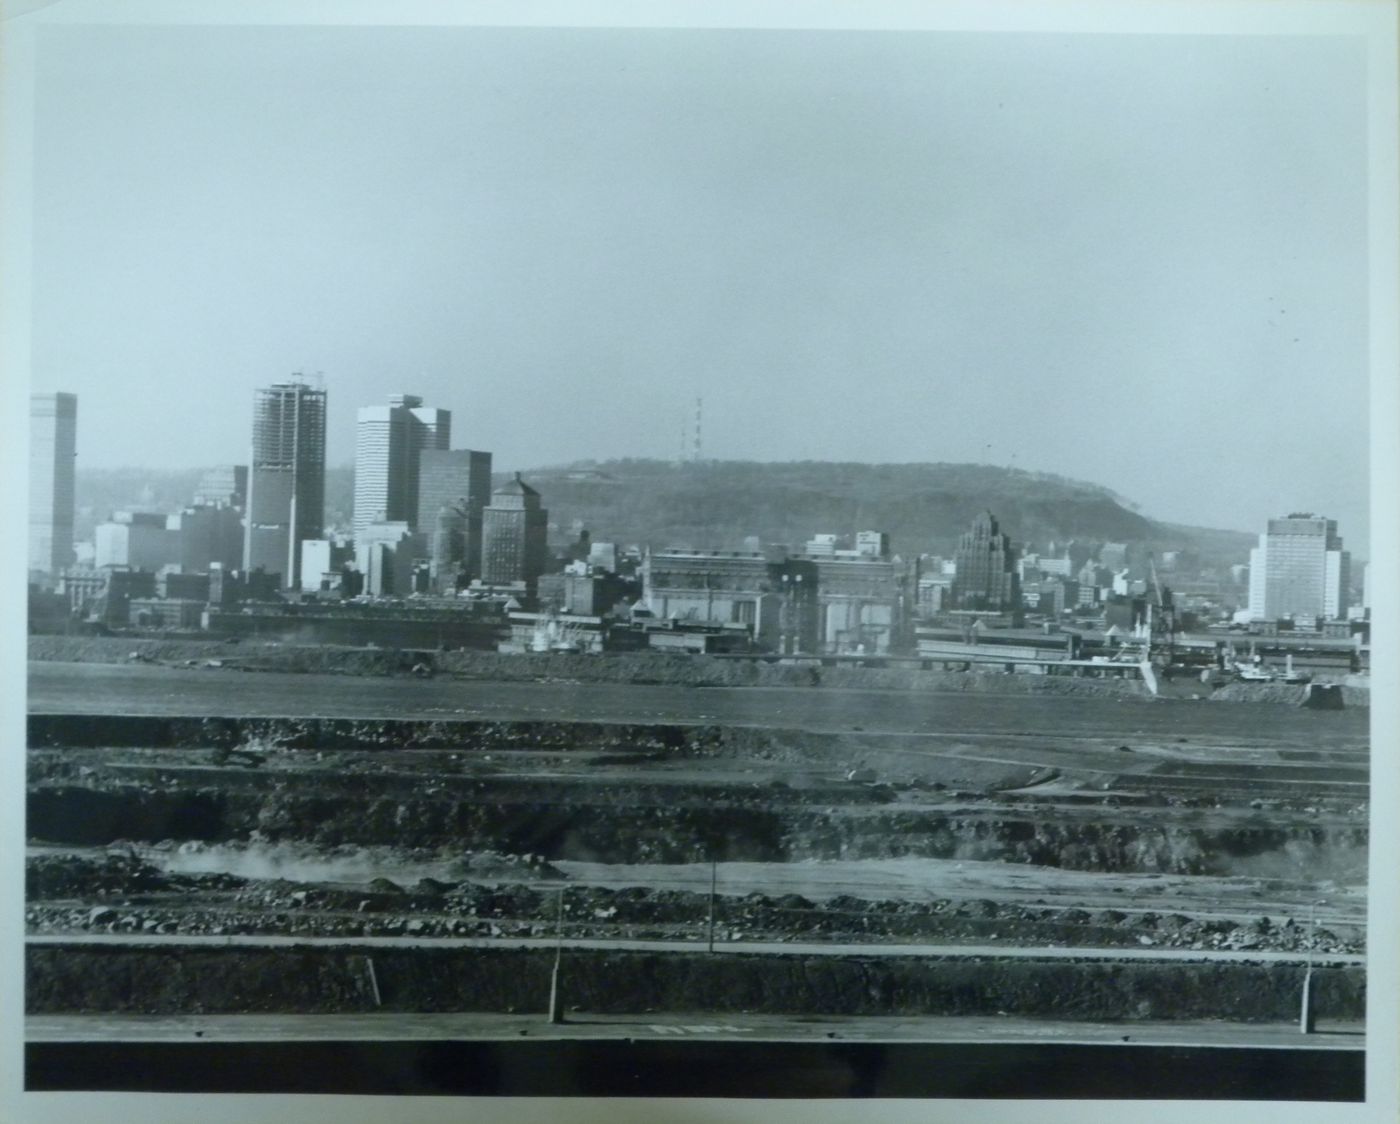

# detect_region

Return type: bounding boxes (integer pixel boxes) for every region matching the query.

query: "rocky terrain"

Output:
[24,848,1362,956]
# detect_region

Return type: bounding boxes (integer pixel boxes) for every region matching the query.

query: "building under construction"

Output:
[243,378,327,588]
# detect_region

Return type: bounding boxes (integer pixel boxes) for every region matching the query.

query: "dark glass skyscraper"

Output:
[418,448,493,585]
[243,379,326,588]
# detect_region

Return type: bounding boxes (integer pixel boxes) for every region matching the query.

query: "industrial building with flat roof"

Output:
[643,537,905,655]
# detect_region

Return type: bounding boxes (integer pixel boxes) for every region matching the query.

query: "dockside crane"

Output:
[1147,558,1177,665]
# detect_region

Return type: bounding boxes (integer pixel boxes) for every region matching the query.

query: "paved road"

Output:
[27,661,1366,742]
[26,932,1364,967]
[24,1010,1366,1049]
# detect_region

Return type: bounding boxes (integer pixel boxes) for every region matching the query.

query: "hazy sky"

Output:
[28,24,1371,549]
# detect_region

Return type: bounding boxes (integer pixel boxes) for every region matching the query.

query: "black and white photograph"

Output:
[4,1,1398,1121]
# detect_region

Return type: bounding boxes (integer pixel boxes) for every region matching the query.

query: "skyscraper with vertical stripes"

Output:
[353,394,450,541]
[949,510,1020,611]
[243,379,326,588]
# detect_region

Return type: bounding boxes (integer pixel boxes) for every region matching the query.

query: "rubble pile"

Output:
[26,852,171,899]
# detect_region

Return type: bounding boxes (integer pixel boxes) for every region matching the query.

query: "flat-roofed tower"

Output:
[29,392,77,577]
[1249,513,1350,621]
[353,394,450,540]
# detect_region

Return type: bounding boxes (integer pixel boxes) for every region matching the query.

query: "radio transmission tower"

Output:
[693,396,703,463]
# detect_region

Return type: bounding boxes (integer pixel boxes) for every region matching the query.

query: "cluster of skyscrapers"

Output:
[27,379,552,602]
[26,382,1361,641]
[238,380,546,596]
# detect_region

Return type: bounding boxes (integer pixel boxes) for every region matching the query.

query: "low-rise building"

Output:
[170,503,245,573]
[644,541,905,655]
[355,521,428,597]
[129,598,205,630]
[914,620,1081,664]
[587,541,619,573]
[60,567,157,626]
[643,548,816,654]
[95,512,178,571]
[808,550,904,653]
[157,570,211,602]
[208,563,281,606]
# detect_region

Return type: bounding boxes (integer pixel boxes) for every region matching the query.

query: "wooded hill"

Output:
[510,460,1253,565]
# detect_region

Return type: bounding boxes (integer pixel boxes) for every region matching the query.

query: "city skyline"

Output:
[55,399,1377,599]
[59,426,1373,560]
[24,23,1371,554]
[29,378,1373,574]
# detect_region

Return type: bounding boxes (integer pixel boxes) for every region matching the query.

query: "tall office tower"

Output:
[1249,513,1349,621]
[481,473,549,590]
[29,392,78,578]
[949,510,1020,611]
[352,394,450,540]
[244,379,327,588]
[417,448,492,582]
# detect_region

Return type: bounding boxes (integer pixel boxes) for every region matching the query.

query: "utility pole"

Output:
[1300,898,1326,1034]
[707,856,718,953]
[548,887,565,1024]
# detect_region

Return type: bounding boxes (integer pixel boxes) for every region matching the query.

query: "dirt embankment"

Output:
[26,775,1368,876]
[1210,681,1369,708]
[27,713,717,752]
[26,943,1364,1022]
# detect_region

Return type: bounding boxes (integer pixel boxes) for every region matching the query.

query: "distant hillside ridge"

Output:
[74,459,1255,567]
[510,459,1253,563]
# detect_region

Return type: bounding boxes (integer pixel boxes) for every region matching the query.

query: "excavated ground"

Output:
[26,706,1368,1023]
